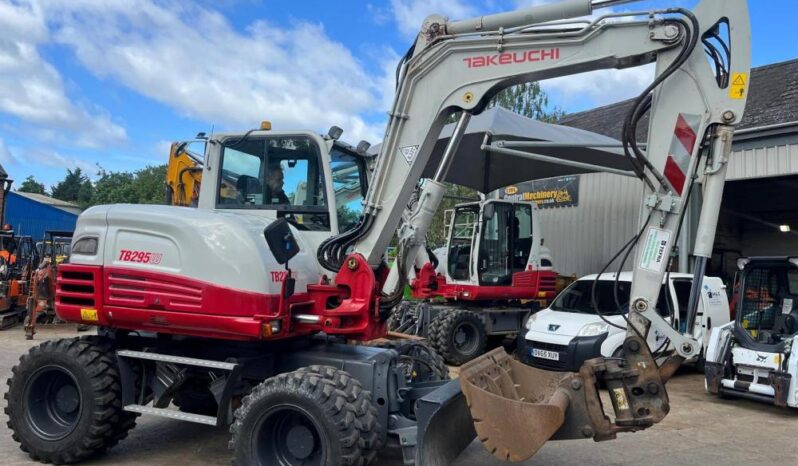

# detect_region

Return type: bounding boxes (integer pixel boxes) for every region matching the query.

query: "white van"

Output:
[518,272,730,371]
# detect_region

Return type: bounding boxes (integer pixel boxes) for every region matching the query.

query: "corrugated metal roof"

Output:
[13,191,82,215]
[559,59,798,139]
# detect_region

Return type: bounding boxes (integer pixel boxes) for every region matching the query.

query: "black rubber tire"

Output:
[371,339,449,382]
[295,366,380,464]
[173,379,219,416]
[429,309,487,365]
[5,336,137,464]
[229,369,370,466]
[695,349,706,373]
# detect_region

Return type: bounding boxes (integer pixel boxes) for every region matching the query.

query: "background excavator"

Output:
[6,1,751,465]
[23,230,74,339]
[0,166,38,328]
[391,197,559,364]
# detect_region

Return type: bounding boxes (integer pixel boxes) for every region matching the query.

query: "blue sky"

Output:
[1,0,795,189]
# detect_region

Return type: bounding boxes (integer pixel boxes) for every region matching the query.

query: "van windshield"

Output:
[550,280,632,315]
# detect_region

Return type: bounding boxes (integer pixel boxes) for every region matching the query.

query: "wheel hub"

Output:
[255,406,324,466]
[454,322,478,353]
[25,366,82,441]
[55,385,80,413]
[285,425,315,459]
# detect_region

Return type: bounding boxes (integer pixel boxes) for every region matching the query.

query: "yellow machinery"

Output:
[165,141,203,207]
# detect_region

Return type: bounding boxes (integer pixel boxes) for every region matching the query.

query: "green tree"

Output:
[133,165,168,204]
[488,82,565,122]
[51,168,93,208]
[426,183,479,249]
[89,165,167,207]
[17,175,46,194]
[447,82,564,123]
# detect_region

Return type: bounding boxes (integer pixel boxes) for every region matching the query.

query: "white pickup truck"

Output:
[518,272,730,371]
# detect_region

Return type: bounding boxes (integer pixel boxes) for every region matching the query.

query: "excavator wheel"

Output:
[429,309,487,366]
[294,365,382,463]
[371,339,449,382]
[230,368,376,466]
[173,378,219,416]
[5,336,136,464]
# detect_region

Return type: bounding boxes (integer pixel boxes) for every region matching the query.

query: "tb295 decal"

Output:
[118,249,163,264]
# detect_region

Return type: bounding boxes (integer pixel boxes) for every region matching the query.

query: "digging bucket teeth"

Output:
[459,337,674,462]
[459,347,572,461]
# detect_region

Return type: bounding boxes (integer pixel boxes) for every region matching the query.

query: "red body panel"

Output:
[410,262,557,301]
[55,254,385,342]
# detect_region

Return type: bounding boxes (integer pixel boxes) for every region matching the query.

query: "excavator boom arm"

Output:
[319,0,750,460]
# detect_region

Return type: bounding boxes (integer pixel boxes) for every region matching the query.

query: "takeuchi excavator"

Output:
[6,1,751,465]
[391,197,559,365]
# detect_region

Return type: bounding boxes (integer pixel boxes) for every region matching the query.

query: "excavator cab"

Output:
[444,199,548,287]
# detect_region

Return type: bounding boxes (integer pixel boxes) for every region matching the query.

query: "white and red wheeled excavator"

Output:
[6,0,751,465]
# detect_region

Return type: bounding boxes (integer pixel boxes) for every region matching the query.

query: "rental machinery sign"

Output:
[498,175,580,208]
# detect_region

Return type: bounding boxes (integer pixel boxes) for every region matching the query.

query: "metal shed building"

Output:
[500,59,798,282]
[4,191,81,240]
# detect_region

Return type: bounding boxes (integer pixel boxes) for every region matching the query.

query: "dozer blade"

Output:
[459,347,572,462]
[415,379,476,466]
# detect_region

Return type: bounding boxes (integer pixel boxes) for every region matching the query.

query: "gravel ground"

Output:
[1,326,796,466]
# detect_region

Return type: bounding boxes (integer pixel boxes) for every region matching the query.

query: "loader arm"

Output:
[318,0,750,460]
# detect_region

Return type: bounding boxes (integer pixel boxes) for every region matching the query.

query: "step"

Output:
[117,350,237,370]
[124,404,217,426]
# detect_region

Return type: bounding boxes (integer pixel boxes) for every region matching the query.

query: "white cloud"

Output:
[0,1,126,149]
[24,147,98,175]
[542,64,655,109]
[37,0,389,144]
[389,0,477,37]
[0,138,16,166]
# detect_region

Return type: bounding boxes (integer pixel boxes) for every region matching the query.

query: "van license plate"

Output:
[531,348,560,361]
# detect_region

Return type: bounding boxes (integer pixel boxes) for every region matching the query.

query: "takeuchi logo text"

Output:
[463,48,560,68]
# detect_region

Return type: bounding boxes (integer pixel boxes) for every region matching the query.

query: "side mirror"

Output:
[264,218,300,265]
[482,203,495,220]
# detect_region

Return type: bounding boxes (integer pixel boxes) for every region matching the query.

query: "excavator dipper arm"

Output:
[319,0,750,461]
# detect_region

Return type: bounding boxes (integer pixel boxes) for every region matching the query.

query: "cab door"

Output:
[477,202,513,286]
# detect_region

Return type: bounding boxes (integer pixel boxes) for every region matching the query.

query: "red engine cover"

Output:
[55,253,385,342]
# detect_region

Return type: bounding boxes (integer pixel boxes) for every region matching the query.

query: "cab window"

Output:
[447,206,478,281]
[217,136,329,230]
[330,147,367,232]
[739,264,798,344]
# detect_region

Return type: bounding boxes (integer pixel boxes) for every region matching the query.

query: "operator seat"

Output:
[236,175,262,205]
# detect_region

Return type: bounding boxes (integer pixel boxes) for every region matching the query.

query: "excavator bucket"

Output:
[459,347,574,462]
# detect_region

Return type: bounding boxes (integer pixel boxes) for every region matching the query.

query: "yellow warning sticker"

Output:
[729,72,747,99]
[80,308,99,322]
[613,388,629,410]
